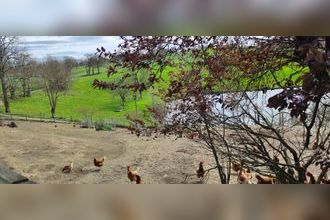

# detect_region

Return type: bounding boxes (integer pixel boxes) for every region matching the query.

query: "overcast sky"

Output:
[19,36,122,60]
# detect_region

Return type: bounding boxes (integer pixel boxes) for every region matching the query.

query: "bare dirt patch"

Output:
[1,121,324,184]
[0,121,220,184]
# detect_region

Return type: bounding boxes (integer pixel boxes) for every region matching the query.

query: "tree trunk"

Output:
[51,106,55,118]
[86,66,91,75]
[0,74,10,113]
[26,82,31,97]
[21,79,27,97]
[9,86,15,99]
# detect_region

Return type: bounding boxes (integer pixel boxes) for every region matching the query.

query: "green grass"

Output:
[2,62,307,125]
[6,66,160,125]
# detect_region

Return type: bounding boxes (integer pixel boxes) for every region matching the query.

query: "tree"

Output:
[19,57,37,97]
[63,56,78,71]
[39,56,71,118]
[6,52,36,99]
[6,65,19,99]
[0,36,18,113]
[95,36,330,184]
[84,54,103,76]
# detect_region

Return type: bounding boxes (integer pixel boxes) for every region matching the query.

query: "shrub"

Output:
[94,120,113,131]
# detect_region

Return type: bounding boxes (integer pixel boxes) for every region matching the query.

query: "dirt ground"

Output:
[0,121,223,184]
[0,120,324,184]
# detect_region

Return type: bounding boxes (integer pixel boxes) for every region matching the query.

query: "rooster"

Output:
[196,161,205,179]
[255,174,275,184]
[94,156,106,168]
[127,166,139,183]
[62,161,73,173]
[306,172,316,184]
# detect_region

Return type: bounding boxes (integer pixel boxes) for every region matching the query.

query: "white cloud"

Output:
[19,36,122,60]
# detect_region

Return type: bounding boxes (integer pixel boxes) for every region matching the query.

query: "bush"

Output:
[94,120,113,131]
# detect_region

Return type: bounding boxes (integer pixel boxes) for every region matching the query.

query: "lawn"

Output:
[7,66,160,125]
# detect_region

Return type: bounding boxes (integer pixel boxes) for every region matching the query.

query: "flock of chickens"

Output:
[231,160,329,184]
[196,160,330,184]
[61,158,329,184]
[61,157,142,184]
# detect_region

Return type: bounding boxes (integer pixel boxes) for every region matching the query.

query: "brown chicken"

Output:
[62,161,73,173]
[245,168,253,180]
[306,172,316,184]
[127,166,139,182]
[232,162,241,173]
[321,178,330,184]
[256,174,275,184]
[94,156,106,168]
[196,161,205,179]
[238,169,252,184]
[312,142,318,150]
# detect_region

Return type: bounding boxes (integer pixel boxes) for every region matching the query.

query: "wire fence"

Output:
[0,112,129,130]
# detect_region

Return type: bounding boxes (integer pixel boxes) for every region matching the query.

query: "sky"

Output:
[19,36,122,60]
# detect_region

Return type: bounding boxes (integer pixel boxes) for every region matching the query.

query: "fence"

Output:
[0,112,129,130]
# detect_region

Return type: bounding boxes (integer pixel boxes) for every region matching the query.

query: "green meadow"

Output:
[2,63,307,125]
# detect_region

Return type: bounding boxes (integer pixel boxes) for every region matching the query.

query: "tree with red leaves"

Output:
[94,36,329,184]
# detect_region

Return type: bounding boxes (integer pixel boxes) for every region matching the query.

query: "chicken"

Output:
[238,169,252,184]
[196,161,205,179]
[127,166,139,182]
[255,174,275,184]
[232,162,241,173]
[245,168,253,180]
[321,178,330,184]
[312,142,318,150]
[62,161,73,173]
[306,172,316,184]
[94,156,106,168]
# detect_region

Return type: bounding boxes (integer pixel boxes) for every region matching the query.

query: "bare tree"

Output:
[39,56,71,118]
[6,52,36,99]
[84,54,103,76]
[19,56,37,97]
[6,65,19,99]
[63,56,78,72]
[0,36,18,113]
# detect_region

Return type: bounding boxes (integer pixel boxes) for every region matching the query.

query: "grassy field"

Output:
[1,62,307,125]
[6,66,160,125]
